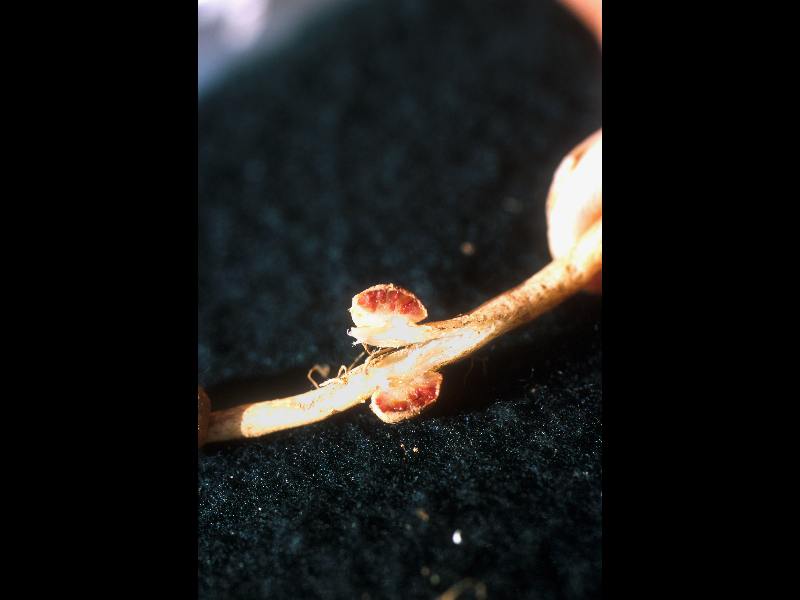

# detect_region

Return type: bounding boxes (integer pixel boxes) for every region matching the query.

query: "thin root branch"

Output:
[205,221,601,444]
[347,350,366,372]
[306,364,331,389]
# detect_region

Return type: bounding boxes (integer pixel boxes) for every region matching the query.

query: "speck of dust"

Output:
[452,530,463,544]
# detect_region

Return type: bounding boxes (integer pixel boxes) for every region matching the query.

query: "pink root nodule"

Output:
[370,371,443,423]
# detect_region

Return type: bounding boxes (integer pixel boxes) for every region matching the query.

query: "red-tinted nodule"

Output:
[351,284,427,327]
[371,371,442,419]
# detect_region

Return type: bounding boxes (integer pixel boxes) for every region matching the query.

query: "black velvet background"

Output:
[198,0,601,597]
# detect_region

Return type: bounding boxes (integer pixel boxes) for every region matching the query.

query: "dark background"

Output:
[198,0,602,597]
